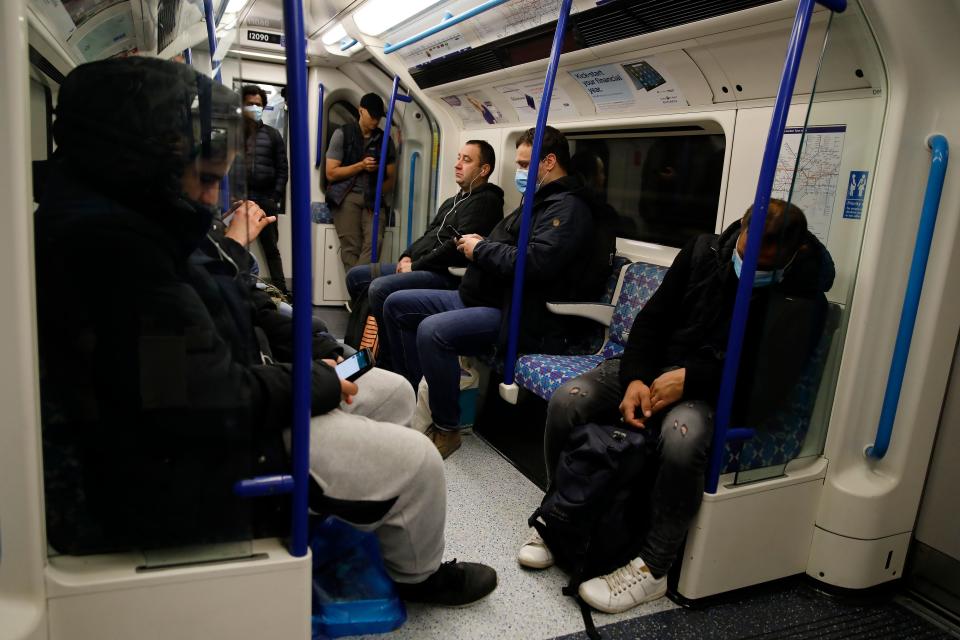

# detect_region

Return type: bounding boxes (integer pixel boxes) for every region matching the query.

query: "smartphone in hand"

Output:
[335,348,375,382]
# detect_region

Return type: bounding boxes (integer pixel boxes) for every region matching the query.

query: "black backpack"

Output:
[529,421,653,638]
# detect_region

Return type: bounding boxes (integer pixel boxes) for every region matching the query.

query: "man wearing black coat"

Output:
[344,140,504,368]
[35,58,496,607]
[241,84,289,295]
[382,127,616,458]
[517,199,835,613]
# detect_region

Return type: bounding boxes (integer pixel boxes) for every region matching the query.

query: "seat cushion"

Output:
[515,353,607,401]
[609,263,668,347]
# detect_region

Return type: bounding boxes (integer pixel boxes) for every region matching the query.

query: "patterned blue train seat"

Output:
[515,261,668,400]
[722,303,841,473]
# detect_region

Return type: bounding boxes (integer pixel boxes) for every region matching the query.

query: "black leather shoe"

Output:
[394,559,497,607]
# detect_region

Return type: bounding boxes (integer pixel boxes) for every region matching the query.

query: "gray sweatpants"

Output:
[303,368,445,583]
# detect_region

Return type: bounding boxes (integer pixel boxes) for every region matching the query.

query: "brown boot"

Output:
[425,425,462,459]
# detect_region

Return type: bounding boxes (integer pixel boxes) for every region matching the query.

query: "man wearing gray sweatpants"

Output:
[303,368,446,583]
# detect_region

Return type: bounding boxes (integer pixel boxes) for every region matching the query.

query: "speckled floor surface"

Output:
[356,434,677,640]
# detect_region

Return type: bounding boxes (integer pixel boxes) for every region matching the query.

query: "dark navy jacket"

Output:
[459,175,616,354]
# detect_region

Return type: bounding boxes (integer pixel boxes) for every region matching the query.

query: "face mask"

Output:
[244,105,263,122]
[515,167,528,194]
[731,249,782,287]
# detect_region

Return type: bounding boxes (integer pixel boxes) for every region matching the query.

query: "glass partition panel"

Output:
[34,33,261,563]
[730,1,886,485]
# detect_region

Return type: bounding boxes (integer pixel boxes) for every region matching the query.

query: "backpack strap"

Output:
[562,572,602,640]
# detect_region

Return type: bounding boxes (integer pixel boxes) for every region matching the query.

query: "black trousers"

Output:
[251,194,287,293]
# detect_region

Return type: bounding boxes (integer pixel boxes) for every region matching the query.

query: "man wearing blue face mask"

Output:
[241,84,289,296]
[381,126,616,458]
[519,199,835,613]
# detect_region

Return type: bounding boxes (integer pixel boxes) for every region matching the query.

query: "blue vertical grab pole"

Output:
[281,0,312,557]
[407,151,420,248]
[502,0,574,384]
[705,0,846,494]
[866,134,949,459]
[201,0,230,211]
[371,76,412,263]
[314,83,324,169]
[201,0,222,82]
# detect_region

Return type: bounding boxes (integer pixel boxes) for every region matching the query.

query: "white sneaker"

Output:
[578,557,667,613]
[517,530,554,569]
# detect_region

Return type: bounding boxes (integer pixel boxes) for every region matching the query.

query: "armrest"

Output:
[545,302,614,327]
[448,267,466,277]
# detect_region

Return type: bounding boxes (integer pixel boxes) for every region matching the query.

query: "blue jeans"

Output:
[382,289,501,430]
[345,264,459,369]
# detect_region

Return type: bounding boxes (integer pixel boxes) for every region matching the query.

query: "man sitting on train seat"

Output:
[35,58,497,607]
[325,93,397,272]
[344,140,505,369]
[381,126,617,459]
[517,199,835,612]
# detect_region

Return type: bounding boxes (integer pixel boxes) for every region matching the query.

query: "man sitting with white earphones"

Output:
[345,140,504,369]
[381,127,617,458]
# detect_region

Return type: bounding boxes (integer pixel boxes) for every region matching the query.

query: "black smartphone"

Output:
[445,224,463,240]
[334,348,375,381]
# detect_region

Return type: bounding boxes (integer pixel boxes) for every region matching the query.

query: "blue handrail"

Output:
[383,0,510,55]
[502,0,574,385]
[314,83,324,169]
[340,38,359,52]
[281,0,313,557]
[407,151,420,248]
[705,0,846,494]
[371,76,412,264]
[867,135,949,459]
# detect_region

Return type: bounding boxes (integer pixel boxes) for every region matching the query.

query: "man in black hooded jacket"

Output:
[517,199,835,613]
[382,127,616,458]
[35,57,496,607]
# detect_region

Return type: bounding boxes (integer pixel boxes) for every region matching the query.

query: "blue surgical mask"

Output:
[514,167,528,194]
[731,249,782,287]
[244,105,263,122]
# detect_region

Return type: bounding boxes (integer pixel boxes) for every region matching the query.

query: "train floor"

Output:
[313,305,958,640]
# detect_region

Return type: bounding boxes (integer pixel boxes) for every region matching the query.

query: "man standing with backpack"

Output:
[325,93,397,272]
[519,200,834,613]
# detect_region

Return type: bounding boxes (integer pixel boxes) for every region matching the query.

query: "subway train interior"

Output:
[3,0,960,638]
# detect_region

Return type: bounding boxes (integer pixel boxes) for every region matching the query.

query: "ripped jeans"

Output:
[543,358,714,577]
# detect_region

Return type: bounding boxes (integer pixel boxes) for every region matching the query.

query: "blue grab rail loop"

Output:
[407,151,420,248]
[280,0,312,556]
[371,76,412,264]
[384,0,510,55]
[314,83,324,169]
[502,0,574,384]
[867,134,949,459]
[705,0,846,494]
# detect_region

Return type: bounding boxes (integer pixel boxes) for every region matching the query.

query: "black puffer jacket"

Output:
[619,219,835,424]
[244,122,288,203]
[459,175,617,354]
[35,58,339,554]
[401,182,504,272]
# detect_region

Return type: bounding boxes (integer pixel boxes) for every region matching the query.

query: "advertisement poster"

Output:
[570,58,688,112]
[569,64,634,112]
[494,80,577,122]
[400,32,470,68]
[440,92,505,127]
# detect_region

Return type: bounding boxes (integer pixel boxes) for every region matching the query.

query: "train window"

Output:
[326,100,359,147]
[568,131,725,248]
